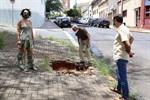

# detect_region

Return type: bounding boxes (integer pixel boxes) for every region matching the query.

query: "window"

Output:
[93,10,96,15]
[145,6,150,18]
[123,10,127,17]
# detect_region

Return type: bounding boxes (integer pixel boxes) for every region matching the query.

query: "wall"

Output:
[118,0,141,27]
[92,3,99,18]
[0,0,45,28]
[98,1,108,18]
[108,0,117,23]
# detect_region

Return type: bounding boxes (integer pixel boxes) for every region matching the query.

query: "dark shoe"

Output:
[29,63,37,71]
[80,61,85,63]
[109,87,121,94]
[23,64,28,72]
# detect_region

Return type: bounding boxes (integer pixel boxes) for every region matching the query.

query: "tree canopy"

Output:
[46,0,62,13]
[65,9,81,17]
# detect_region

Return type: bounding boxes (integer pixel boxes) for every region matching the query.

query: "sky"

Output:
[70,0,92,8]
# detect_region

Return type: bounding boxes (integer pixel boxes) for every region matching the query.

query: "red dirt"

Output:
[51,61,93,75]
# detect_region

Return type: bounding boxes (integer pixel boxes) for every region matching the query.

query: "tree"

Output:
[66,9,81,17]
[46,0,62,14]
[63,10,68,15]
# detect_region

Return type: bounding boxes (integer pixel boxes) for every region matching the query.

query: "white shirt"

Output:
[113,24,133,61]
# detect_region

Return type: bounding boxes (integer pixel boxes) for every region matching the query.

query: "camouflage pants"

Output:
[18,40,34,68]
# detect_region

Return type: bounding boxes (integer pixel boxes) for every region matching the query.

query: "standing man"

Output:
[110,14,134,100]
[72,25,92,65]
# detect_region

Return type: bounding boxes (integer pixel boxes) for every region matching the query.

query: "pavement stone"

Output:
[0,23,121,100]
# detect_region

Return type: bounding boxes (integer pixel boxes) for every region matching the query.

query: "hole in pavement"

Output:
[51,61,93,75]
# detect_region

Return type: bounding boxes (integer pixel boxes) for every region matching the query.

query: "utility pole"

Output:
[10,0,15,26]
[75,0,77,5]
[121,0,123,15]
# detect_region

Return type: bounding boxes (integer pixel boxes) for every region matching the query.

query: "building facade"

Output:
[108,0,117,24]
[88,4,93,18]
[61,0,70,10]
[77,2,90,17]
[138,0,150,29]
[0,0,46,28]
[117,0,141,27]
[117,0,150,29]
[98,0,108,18]
[91,0,100,18]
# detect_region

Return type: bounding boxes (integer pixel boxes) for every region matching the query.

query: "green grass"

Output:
[37,35,43,39]
[0,30,8,49]
[92,56,114,76]
[48,37,78,53]
[129,93,136,100]
[39,58,53,73]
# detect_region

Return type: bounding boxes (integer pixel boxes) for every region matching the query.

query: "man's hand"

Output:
[87,43,91,48]
[129,52,135,58]
[18,40,21,46]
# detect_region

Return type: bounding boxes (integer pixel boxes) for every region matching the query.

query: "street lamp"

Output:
[10,0,15,26]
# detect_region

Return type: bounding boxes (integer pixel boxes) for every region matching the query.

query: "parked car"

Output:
[75,18,81,23]
[82,18,89,25]
[93,18,102,27]
[58,17,71,28]
[54,17,62,25]
[97,18,110,28]
[89,18,97,26]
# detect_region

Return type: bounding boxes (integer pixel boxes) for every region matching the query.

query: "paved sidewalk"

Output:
[109,25,150,33]
[0,32,119,100]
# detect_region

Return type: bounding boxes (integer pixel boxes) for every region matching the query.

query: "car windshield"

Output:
[61,18,69,21]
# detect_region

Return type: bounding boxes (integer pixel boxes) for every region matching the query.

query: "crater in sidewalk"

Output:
[51,60,93,75]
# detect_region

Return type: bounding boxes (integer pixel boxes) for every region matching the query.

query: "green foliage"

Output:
[63,10,68,14]
[39,58,53,73]
[92,56,114,75]
[0,31,7,49]
[48,37,78,53]
[48,37,55,41]
[48,13,62,19]
[46,0,62,13]
[37,35,43,39]
[66,9,81,17]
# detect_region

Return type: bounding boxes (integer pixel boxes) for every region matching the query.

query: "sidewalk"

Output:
[109,25,150,33]
[0,21,119,100]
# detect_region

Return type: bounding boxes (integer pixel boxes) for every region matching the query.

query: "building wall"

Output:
[61,0,70,10]
[77,2,90,16]
[118,0,141,27]
[98,1,108,18]
[0,0,45,28]
[88,5,92,18]
[92,1,99,18]
[138,0,150,29]
[82,8,89,18]
[108,0,117,23]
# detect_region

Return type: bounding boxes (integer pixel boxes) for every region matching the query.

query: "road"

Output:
[64,24,150,100]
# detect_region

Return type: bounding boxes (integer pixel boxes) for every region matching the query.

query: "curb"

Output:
[109,26,150,34]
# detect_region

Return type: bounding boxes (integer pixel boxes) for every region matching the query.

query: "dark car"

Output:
[93,18,102,27]
[88,18,97,26]
[97,18,110,28]
[58,17,71,28]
